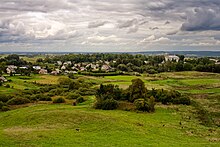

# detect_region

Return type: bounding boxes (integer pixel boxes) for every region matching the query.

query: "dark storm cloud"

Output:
[181,7,220,31]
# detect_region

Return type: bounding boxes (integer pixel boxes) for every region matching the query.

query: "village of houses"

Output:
[1,54,220,84]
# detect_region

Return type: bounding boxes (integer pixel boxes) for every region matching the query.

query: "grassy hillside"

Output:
[0,102,219,146]
[0,71,220,146]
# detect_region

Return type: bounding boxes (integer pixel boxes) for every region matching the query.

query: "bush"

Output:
[66,92,81,99]
[0,101,4,109]
[77,87,96,96]
[134,98,150,112]
[7,97,30,105]
[53,97,65,103]
[94,98,118,110]
[0,94,13,102]
[5,84,10,88]
[173,97,190,105]
[39,95,52,101]
[76,97,85,104]
[1,106,10,111]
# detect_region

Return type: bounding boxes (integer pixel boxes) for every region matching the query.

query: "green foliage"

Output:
[134,98,150,112]
[0,94,13,102]
[58,77,72,85]
[7,97,30,105]
[53,97,65,103]
[173,96,190,105]
[76,97,85,104]
[69,80,80,90]
[30,94,52,101]
[1,106,10,111]
[94,98,118,110]
[5,84,10,88]
[128,78,146,102]
[0,101,4,109]
[66,92,81,99]
[134,96,155,112]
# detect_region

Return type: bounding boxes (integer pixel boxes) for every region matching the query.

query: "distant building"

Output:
[39,69,48,74]
[19,66,28,69]
[101,64,111,71]
[165,55,179,62]
[210,59,218,63]
[57,61,62,66]
[61,65,66,70]
[33,66,41,70]
[86,63,97,70]
[6,65,17,74]
[0,76,7,83]
[51,71,58,75]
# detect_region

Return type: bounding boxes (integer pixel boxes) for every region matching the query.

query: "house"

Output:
[0,76,7,83]
[71,66,79,71]
[101,64,111,71]
[33,66,41,70]
[19,66,28,69]
[39,69,48,74]
[57,61,62,66]
[61,65,66,70]
[210,59,218,63]
[6,65,17,74]
[51,70,59,75]
[80,67,86,71]
[63,61,72,66]
[86,63,97,70]
[165,55,179,62]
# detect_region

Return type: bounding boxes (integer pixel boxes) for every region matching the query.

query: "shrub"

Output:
[76,97,85,104]
[53,97,65,103]
[173,96,190,105]
[39,95,52,101]
[0,101,4,109]
[94,98,118,110]
[77,87,96,96]
[66,92,81,99]
[5,84,10,88]
[134,98,150,112]
[7,97,30,105]
[148,96,156,112]
[1,106,10,111]
[0,94,13,102]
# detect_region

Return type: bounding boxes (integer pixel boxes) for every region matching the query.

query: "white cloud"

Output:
[0,0,220,51]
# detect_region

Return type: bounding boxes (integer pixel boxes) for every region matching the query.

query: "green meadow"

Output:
[0,71,220,146]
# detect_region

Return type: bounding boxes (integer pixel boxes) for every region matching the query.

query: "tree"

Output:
[175,61,184,71]
[128,78,146,102]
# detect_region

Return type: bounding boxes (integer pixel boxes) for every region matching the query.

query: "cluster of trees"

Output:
[0,76,99,111]
[94,78,190,112]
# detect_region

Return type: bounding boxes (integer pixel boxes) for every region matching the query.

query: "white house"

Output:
[61,65,66,70]
[33,66,41,70]
[165,55,180,62]
[39,69,48,74]
[6,65,17,74]
[101,64,111,71]
[57,61,62,66]
[0,76,7,83]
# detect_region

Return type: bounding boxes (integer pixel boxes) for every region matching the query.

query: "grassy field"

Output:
[0,101,219,146]
[0,71,220,146]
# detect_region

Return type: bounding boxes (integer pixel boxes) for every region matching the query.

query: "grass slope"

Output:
[0,102,219,146]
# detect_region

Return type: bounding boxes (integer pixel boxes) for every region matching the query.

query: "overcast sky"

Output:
[0,0,220,52]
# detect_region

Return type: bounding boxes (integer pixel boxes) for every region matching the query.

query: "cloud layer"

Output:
[0,0,220,52]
